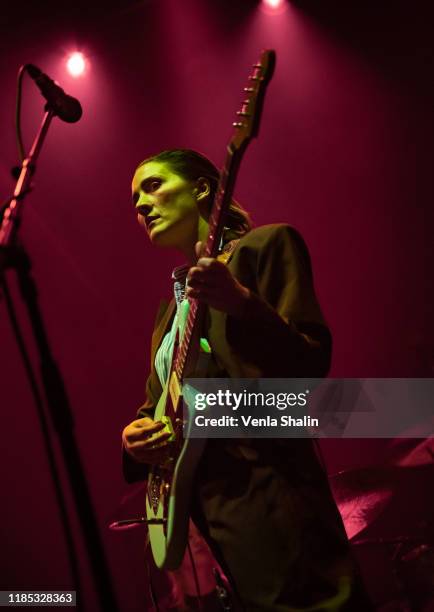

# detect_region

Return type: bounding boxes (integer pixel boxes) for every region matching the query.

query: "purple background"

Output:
[1,0,433,609]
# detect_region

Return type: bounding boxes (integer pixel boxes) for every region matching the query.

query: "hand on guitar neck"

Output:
[186,240,250,318]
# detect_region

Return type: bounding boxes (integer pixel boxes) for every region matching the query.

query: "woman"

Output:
[122,149,371,610]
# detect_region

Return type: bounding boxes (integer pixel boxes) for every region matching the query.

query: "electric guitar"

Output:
[145,49,276,570]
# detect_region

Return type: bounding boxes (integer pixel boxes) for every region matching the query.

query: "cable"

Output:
[144,533,160,612]
[15,65,27,162]
[187,539,203,612]
[0,274,83,603]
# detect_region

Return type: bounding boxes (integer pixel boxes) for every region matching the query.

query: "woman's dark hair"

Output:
[138,149,252,239]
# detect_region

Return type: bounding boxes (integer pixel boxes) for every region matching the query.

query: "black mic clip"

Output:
[25,64,83,123]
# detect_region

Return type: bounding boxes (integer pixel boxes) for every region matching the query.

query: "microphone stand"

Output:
[0,108,119,612]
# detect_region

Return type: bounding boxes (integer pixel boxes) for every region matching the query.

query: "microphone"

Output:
[25,64,83,123]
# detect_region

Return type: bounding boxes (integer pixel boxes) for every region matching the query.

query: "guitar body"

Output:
[146,379,206,569]
[146,300,208,569]
[144,48,276,570]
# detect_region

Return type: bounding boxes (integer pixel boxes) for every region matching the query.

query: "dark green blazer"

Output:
[123,223,332,482]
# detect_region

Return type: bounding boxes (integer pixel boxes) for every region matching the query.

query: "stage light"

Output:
[264,0,282,7]
[261,0,288,14]
[66,52,86,77]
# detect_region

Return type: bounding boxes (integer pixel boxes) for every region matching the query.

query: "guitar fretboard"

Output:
[172,49,275,381]
[174,147,240,380]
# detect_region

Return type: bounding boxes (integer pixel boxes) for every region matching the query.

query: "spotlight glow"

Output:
[261,0,287,14]
[66,52,86,77]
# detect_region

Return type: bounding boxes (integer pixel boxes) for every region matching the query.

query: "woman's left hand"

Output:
[186,241,250,318]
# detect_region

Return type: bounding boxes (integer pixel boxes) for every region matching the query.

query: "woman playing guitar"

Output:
[121,149,372,610]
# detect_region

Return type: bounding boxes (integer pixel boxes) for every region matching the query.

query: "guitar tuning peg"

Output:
[243,87,254,92]
[232,122,244,128]
[249,76,261,81]
[236,111,251,117]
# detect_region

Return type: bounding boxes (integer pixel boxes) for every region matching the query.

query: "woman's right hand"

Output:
[122,417,173,465]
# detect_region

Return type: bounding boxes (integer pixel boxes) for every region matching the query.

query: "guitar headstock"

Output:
[230,49,276,151]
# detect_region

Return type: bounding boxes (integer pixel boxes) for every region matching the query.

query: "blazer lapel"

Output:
[150,298,176,367]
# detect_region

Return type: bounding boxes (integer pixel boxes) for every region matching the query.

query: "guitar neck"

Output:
[173,48,276,382]
[203,146,244,258]
[174,147,242,380]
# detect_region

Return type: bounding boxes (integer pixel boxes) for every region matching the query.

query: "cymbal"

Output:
[330,463,434,541]
[390,438,434,467]
[330,467,394,540]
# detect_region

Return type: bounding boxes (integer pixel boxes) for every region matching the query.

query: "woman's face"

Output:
[132,160,205,252]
